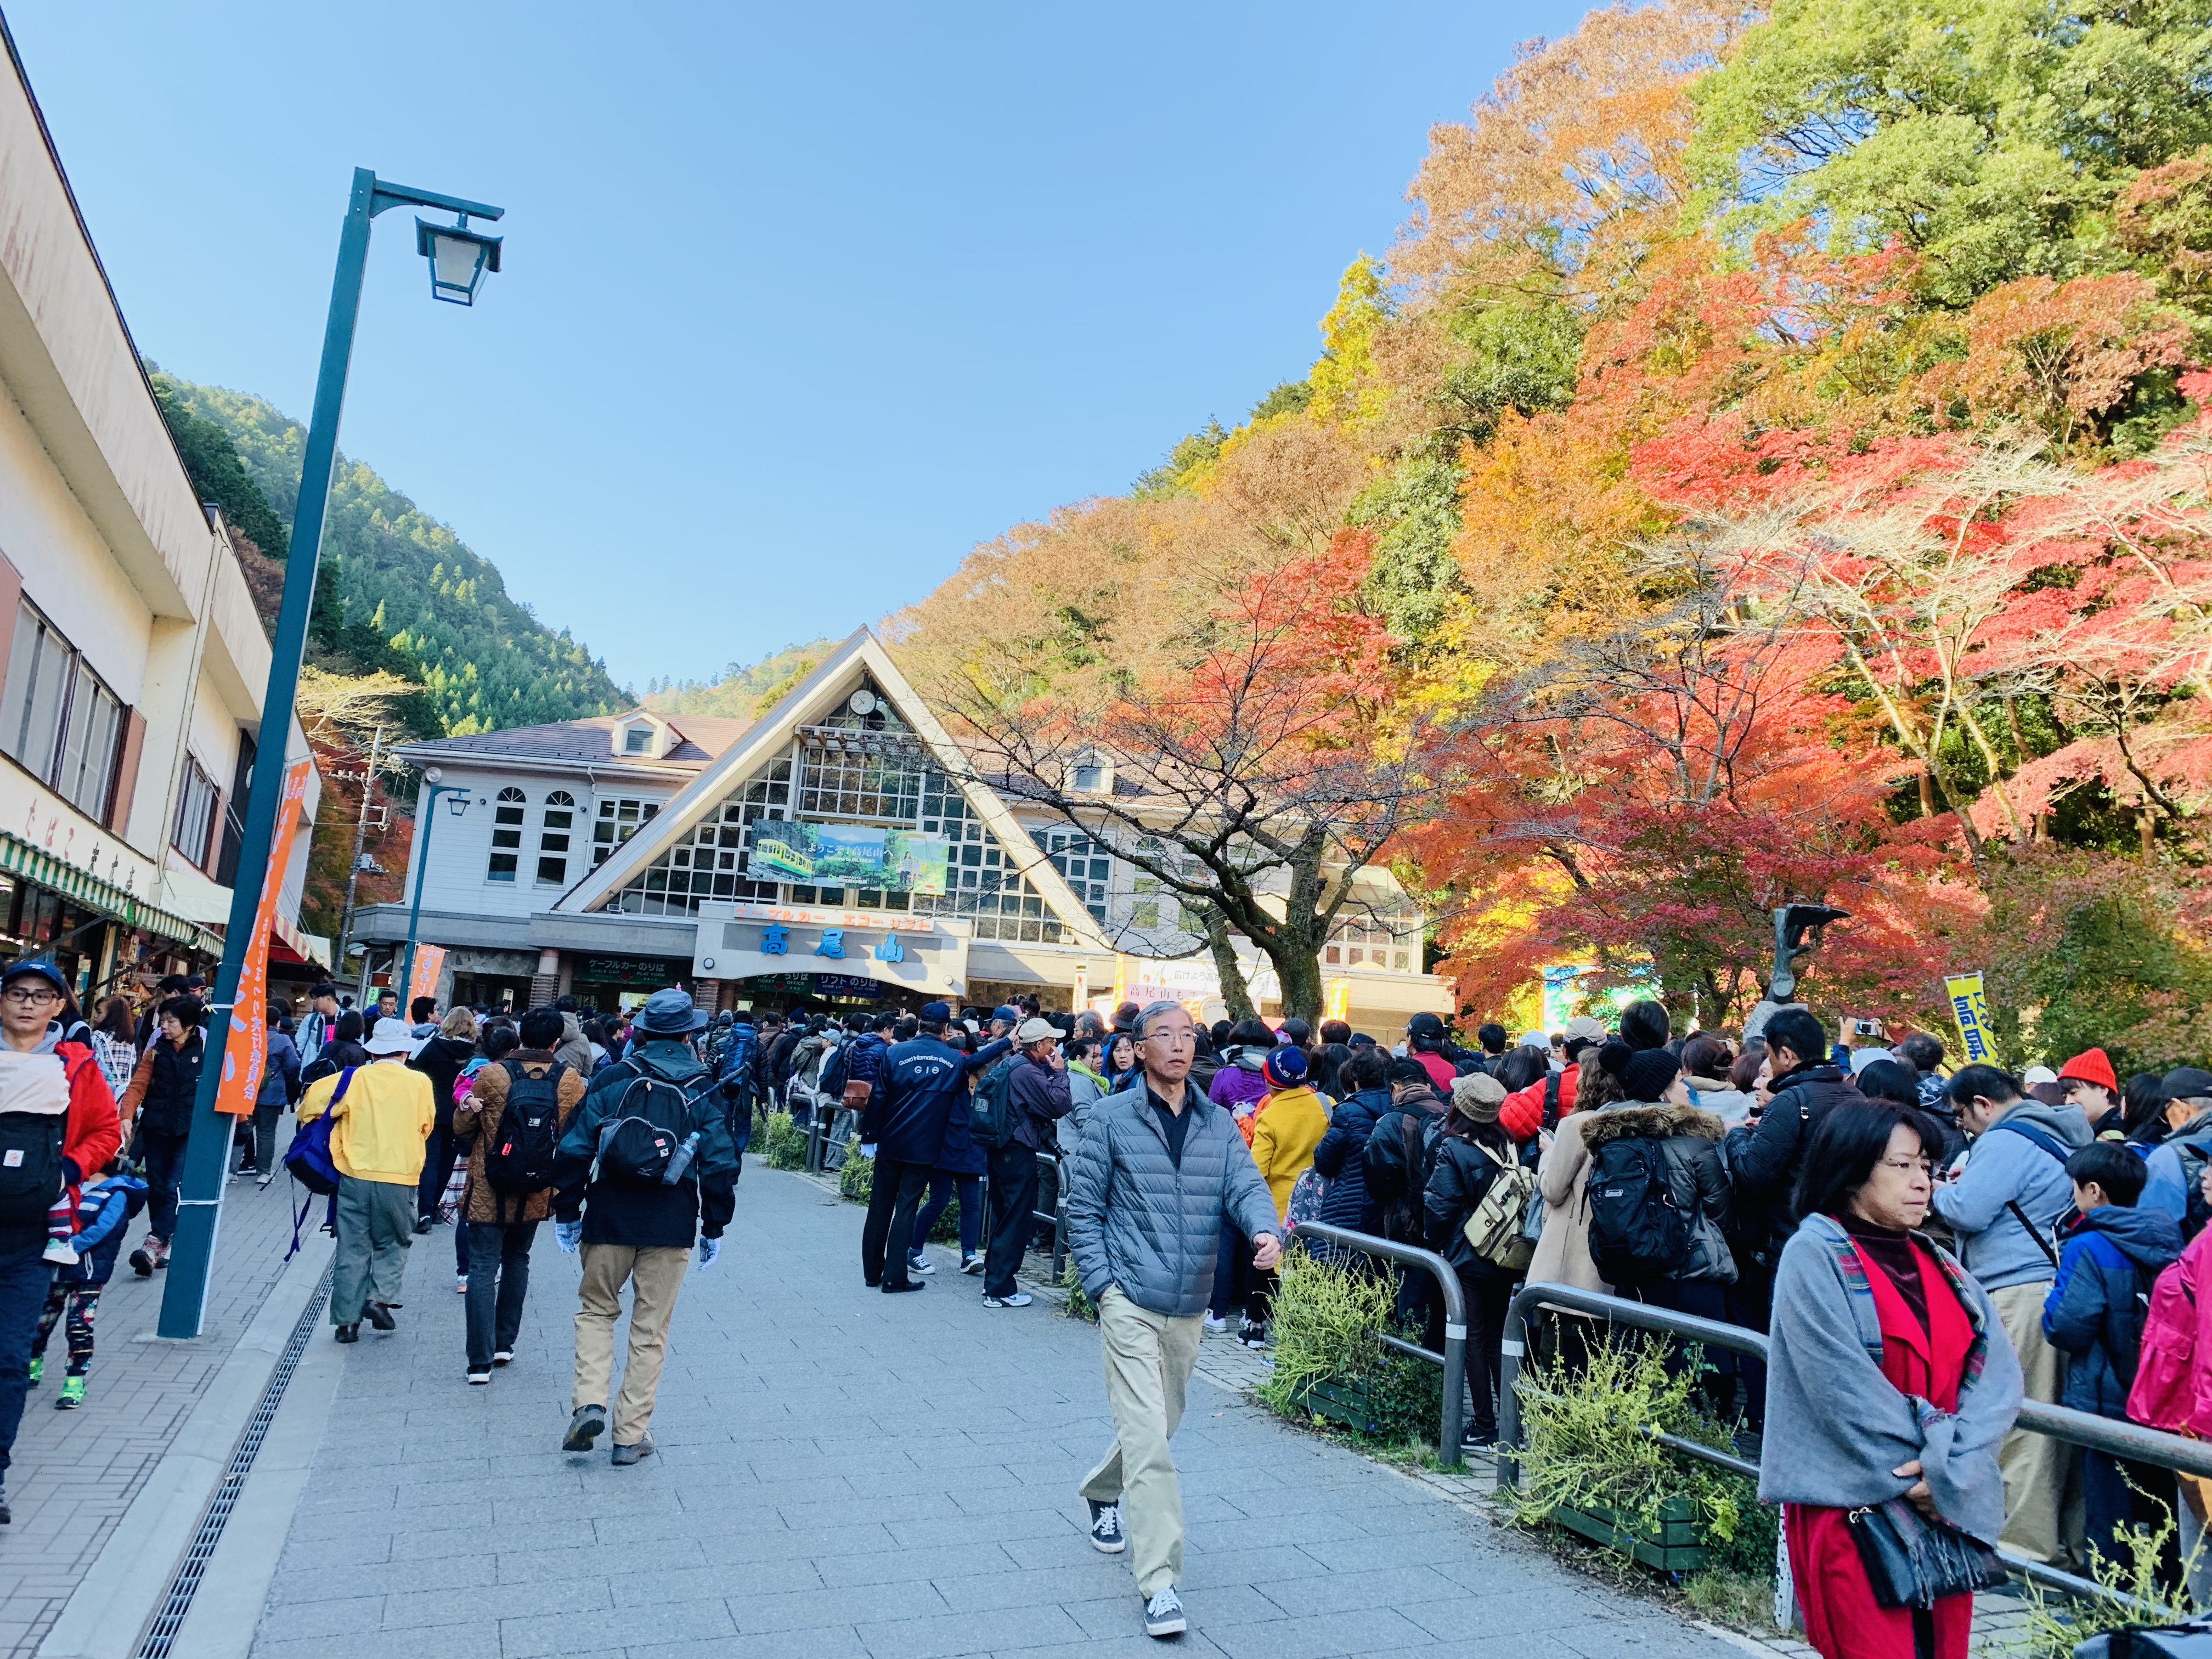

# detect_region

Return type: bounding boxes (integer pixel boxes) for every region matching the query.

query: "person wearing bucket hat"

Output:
[551,988,737,1465]
[0,956,122,1517]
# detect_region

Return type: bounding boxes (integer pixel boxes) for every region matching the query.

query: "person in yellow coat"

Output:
[296,1017,435,1344]
[1244,1046,1331,1346]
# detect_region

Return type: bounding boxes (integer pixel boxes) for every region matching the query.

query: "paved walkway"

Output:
[0,1164,307,1657]
[248,1167,1739,1659]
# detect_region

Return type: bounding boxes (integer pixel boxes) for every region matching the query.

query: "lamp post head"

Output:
[415,217,501,306]
[445,792,470,818]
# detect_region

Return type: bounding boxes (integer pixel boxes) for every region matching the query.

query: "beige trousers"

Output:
[1990,1278,2080,1565]
[572,1244,689,1446]
[1079,1286,1205,1597]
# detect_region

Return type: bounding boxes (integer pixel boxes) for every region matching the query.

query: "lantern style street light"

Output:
[161,169,506,1340]
[399,766,473,1004]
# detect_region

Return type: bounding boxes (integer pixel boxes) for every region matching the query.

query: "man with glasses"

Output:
[1065,1000,1282,1640]
[0,957,122,1520]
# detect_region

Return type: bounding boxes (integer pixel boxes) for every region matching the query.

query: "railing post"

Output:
[1437,1268,1468,1469]
[1497,1300,1529,1489]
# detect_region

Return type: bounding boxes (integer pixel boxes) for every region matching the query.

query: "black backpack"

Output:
[969,1056,1022,1148]
[483,1060,566,1194]
[0,1096,66,1229]
[1587,1134,1695,1285]
[817,1038,853,1105]
[591,1072,704,1187]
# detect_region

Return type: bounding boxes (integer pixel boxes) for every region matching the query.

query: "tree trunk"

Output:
[1266,938,1326,1023]
[1190,903,1257,1021]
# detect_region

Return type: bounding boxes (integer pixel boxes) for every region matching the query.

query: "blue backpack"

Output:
[284,1068,353,1196]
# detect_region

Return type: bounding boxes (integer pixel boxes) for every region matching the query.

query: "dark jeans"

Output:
[465,1220,538,1369]
[140,1127,189,1242]
[913,1173,981,1258]
[861,1158,933,1289]
[1211,1222,1245,1317]
[1458,1271,1517,1442]
[983,1143,1037,1297]
[417,1122,459,1222]
[245,1102,282,1176]
[0,1248,54,1472]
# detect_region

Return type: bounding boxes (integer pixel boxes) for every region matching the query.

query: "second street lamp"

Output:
[399,767,471,1009]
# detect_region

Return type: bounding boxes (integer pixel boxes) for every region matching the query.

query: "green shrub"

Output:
[1058,1256,1097,1322]
[758,1111,809,1171]
[1255,1245,1442,1445]
[1509,1329,1773,1575]
[838,1144,873,1201]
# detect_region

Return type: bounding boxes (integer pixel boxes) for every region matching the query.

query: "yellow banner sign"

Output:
[1944,971,1996,1065]
[213,759,313,1118]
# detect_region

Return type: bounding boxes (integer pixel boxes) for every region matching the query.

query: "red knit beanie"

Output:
[2057,1047,2119,1093]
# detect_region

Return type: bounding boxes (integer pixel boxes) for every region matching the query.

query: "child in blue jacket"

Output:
[2044,1141,2183,1560]
[31,1166,148,1408]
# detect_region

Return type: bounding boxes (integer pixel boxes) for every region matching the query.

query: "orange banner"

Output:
[214,758,312,1117]
[407,944,447,1010]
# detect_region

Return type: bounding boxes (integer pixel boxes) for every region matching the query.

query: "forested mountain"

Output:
[151,370,625,735]
[642,639,838,719]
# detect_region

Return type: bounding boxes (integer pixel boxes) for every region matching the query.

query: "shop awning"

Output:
[0,831,222,955]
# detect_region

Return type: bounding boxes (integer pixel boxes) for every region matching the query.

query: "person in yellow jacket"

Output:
[297,1017,435,1344]
[1242,1046,1331,1346]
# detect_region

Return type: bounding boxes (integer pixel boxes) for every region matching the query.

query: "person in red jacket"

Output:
[0,956,123,1522]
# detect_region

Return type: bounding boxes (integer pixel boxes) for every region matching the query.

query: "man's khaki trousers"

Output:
[1079,1286,1204,1597]
[572,1244,689,1446]
[1990,1278,2081,1565]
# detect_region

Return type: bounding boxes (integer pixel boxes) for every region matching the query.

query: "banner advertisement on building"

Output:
[1944,970,1996,1063]
[749,820,949,895]
[212,758,312,1118]
[407,944,448,1010]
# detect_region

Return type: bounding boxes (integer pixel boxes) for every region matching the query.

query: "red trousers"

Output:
[1786,1504,1973,1659]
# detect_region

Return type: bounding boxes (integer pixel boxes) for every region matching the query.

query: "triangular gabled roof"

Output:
[555,628,1110,947]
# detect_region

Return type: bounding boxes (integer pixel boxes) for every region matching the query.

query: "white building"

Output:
[0,38,321,1000]
[359,630,1447,1036]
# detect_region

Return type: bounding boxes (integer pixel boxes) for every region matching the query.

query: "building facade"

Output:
[0,31,321,1004]
[358,631,1447,1037]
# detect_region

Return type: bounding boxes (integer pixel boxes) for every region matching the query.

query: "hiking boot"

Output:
[562,1404,606,1452]
[41,1239,76,1267]
[55,1378,83,1409]
[1143,1586,1186,1638]
[26,1357,40,1386]
[611,1434,656,1467]
[364,1302,396,1332]
[1087,1499,1125,1553]
[983,1291,1032,1308]
[334,1324,359,1344]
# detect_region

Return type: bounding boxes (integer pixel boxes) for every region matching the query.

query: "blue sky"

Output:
[6,1,1585,693]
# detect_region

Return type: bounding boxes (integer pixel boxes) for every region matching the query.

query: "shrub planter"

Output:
[1291,1376,1388,1436]
[1548,1496,1711,1572]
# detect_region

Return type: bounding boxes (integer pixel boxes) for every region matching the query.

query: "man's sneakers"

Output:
[25,1357,40,1386]
[611,1434,655,1466]
[363,1302,396,1332]
[562,1403,607,1452]
[492,1349,514,1367]
[983,1291,1033,1308]
[1143,1586,1187,1638]
[55,1378,83,1410]
[1203,1313,1229,1335]
[467,1369,492,1386]
[1087,1499,1125,1553]
[907,1250,936,1275]
[41,1238,76,1267]
[1237,1318,1267,1348]
[960,1252,984,1276]
[413,1215,433,1235]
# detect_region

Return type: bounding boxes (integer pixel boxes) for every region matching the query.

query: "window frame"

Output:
[487,786,526,883]
[172,755,218,870]
[537,789,576,885]
[1,599,126,824]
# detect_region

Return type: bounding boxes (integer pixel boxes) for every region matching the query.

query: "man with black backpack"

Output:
[974,1018,1070,1309]
[550,988,738,1465]
[450,1008,586,1385]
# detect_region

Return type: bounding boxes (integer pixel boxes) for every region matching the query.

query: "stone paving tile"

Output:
[0,1156,311,1656]
[247,1167,1742,1659]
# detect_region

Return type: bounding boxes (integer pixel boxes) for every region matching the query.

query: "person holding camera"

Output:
[550,988,738,1466]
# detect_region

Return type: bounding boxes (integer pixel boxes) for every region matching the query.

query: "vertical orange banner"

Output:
[407,944,447,1009]
[215,758,313,1118]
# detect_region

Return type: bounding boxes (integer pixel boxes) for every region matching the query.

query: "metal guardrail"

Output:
[1290,1220,1469,1468]
[1499,1281,2212,1619]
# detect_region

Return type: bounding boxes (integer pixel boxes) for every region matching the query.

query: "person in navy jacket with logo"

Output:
[857,1000,1007,1293]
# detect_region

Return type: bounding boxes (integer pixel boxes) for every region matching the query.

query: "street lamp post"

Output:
[159,168,505,1340]
[398,769,472,1009]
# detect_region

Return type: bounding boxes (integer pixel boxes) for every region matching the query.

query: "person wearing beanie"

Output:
[1578,1049,1736,1336]
[1421,1069,1522,1445]
[1244,1047,1330,1347]
[2058,1048,2121,1133]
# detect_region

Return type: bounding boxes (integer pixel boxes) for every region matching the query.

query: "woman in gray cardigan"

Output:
[1761,1098,2023,1659]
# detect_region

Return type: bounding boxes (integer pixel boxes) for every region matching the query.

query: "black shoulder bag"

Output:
[1844,1498,2008,1608]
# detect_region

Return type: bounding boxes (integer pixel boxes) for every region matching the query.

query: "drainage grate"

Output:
[134,1261,334,1659]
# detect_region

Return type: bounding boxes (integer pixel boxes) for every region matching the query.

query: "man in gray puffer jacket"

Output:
[1066,1000,1281,1641]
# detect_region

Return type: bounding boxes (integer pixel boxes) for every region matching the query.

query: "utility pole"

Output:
[334,723,385,974]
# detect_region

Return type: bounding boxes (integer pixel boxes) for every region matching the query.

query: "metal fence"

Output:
[1499,1280,2212,1621]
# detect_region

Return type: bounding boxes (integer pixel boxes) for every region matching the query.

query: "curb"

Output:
[35,1228,334,1659]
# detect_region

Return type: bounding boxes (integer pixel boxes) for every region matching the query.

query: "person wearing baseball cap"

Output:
[2141,1066,2212,1224]
[978,1018,1072,1308]
[0,957,121,1520]
[1404,1012,1456,1094]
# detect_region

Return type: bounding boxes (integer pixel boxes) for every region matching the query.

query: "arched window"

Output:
[487,787,526,882]
[538,790,575,885]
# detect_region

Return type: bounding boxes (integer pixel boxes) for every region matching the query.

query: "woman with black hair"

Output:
[1618,999,1670,1053]
[2121,1071,2169,1146]
[1762,1101,2022,1659]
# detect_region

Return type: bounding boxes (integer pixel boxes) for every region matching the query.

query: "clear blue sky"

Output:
[5,1,1585,693]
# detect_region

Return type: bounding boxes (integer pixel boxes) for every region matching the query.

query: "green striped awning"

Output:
[0,831,223,955]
